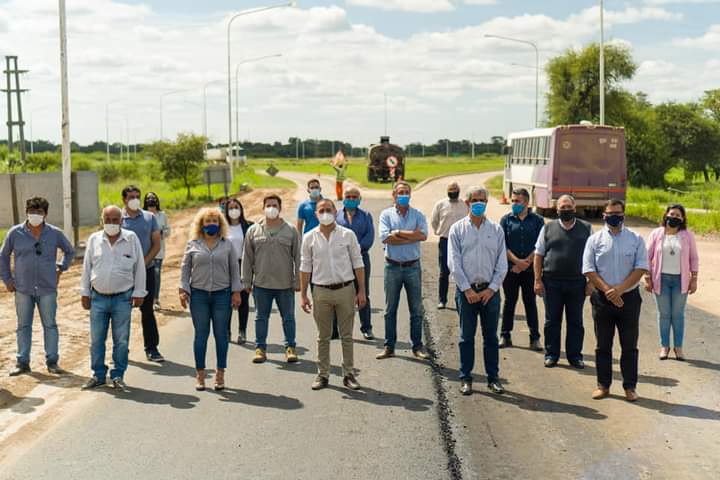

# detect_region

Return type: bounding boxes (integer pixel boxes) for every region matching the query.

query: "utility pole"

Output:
[599,0,606,125]
[58,0,73,242]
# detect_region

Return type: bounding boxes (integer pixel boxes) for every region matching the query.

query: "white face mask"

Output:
[318,212,335,226]
[104,223,121,236]
[228,208,242,220]
[264,207,280,220]
[27,214,44,227]
[127,198,141,211]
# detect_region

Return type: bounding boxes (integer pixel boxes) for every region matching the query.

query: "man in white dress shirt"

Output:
[300,199,367,391]
[80,206,147,390]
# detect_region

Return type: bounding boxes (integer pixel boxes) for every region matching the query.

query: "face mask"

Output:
[318,212,335,226]
[264,207,279,220]
[309,189,321,201]
[396,195,410,207]
[343,199,360,210]
[559,210,576,222]
[470,201,487,217]
[511,204,525,216]
[127,198,141,211]
[665,217,683,228]
[104,223,120,236]
[448,191,460,201]
[202,224,220,236]
[228,208,242,220]
[27,214,44,227]
[605,214,624,228]
[145,199,157,208]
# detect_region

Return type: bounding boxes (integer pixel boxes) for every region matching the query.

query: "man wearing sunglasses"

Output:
[1,196,75,376]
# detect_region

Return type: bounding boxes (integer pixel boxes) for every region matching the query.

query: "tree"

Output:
[701,89,720,123]
[622,94,673,187]
[149,133,206,200]
[545,43,637,126]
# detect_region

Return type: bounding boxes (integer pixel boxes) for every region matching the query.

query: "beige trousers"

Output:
[312,284,355,378]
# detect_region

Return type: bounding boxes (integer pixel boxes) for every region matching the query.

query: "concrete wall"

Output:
[0,171,99,229]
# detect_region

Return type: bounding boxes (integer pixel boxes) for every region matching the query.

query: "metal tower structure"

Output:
[2,56,29,171]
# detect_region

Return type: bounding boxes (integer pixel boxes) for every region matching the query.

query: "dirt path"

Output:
[0,187,295,444]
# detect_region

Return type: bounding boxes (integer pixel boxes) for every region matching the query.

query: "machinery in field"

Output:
[367,136,404,183]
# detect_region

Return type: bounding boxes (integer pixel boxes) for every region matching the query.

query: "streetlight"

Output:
[599,0,605,125]
[234,53,282,158]
[485,34,540,128]
[105,99,122,162]
[227,1,296,168]
[58,0,72,242]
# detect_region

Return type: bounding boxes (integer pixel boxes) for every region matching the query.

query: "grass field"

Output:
[249,155,504,190]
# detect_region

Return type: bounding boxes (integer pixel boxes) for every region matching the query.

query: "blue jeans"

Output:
[90,289,132,380]
[190,288,231,370]
[542,277,586,362]
[383,261,424,350]
[253,287,296,350]
[152,258,163,302]
[655,274,687,348]
[15,291,59,366]
[457,288,500,382]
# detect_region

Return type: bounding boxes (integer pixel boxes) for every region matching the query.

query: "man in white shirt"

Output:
[431,182,468,309]
[300,199,367,391]
[79,205,146,390]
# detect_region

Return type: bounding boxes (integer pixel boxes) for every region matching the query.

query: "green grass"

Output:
[249,155,504,190]
[486,174,504,198]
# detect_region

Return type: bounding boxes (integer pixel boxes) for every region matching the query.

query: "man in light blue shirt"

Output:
[296,178,323,234]
[1,196,75,376]
[448,186,508,396]
[376,181,430,360]
[582,199,648,402]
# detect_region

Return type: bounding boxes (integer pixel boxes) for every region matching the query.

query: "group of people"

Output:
[0,178,700,402]
[431,184,699,401]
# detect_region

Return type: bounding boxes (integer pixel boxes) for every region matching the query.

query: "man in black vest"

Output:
[533,195,592,369]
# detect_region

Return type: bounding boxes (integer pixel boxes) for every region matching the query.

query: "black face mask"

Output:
[448,191,460,200]
[665,217,683,228]
[559,210,576,222]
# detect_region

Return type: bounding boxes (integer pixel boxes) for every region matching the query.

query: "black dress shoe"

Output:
[413,347,431,360]
[569,359,585,369]
[529,339,543,351]
[343,374,361,390]
[362,330,375,341]
[9,364,31,377]
[544,358,558,368]
[146,351,165,363]
[47,364,65,375]
[487,380,505,394]
[460,380,472,396]
[81,376,106,390]
[499,337,512,349]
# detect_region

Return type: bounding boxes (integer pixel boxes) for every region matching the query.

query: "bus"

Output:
[503,124,627,217]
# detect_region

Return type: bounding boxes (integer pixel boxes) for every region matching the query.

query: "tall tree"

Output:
[149,133,207,200]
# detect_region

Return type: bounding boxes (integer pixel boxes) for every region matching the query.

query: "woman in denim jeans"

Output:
[645,204,699,361]
[144,192,171,310]
[179,208,242,391]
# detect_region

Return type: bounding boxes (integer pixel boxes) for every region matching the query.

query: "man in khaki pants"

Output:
[300,199,367,391]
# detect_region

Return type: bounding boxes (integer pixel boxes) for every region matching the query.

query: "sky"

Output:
[0,0,718,147]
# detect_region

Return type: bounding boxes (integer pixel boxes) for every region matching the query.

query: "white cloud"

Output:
[644,0,720,4]
[674,24,720,49]
[464,0,498,5]
[346,0,454,13]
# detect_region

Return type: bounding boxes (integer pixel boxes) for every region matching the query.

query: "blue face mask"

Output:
[309,189,321,201]
[343,199,360,210]
[396,195,410,207]
[202,224,220,236]
[471,201,487,217]
[511,203,525,216]
[605,214,624,228]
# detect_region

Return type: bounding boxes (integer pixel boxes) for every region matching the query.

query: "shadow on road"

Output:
[128,359,197,378]
[0,390,45,414]
[476,390,608,420]
[334,385,434,412]
[101,385,200,409]
[211,387,303,410]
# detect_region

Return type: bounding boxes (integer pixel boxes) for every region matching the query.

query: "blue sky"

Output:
[0,0,718,146]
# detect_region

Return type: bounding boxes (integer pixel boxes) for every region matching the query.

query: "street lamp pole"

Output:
[599,0,605,125]
[227,2,294,170]
[58,0,73,242]
[485,34,539,128]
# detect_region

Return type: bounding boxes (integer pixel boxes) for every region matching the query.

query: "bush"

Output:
[97,163,121,182]
[116,160,140,179]
[26,152,61,172]
[72,157,93,171]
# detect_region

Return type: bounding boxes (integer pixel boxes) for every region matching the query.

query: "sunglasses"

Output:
[34,242,42,256]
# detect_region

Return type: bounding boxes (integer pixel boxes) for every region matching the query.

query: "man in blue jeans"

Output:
[376,181,430,360]
[1,196,75,376]
[79,206,146,390]
[448,186,508,395]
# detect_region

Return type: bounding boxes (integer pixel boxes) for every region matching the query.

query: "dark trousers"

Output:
[438,238,450,304]
[229,260,250,336]
[591,288,642,390]
[141,267,160,353]
[501,269,540,341]
[456,288,500,382]
[332,251,372,335]
[542,277,586,361]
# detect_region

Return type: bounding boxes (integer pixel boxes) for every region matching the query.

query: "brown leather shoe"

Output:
[376,347,395,360]
[625,389,639,402]
[592,387,610,400]
[285,346,298,363]
[412,347,431,360]
[311,375,329,390]
[252,348,267,364]
[343,373,361,390]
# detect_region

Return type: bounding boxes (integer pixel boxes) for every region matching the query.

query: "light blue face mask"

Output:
[309,189,321,201]
[396,195,410,207]
[511,203,525,216]
[343,199,360,210]
[470,201,487,217]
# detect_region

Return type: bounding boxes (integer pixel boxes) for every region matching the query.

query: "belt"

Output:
[92,288,131,297]
[313,280,354,291]
[470,282,490,292]
[386,258,419,267]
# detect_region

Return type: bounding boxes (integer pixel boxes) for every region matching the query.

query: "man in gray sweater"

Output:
[241,194,301,364]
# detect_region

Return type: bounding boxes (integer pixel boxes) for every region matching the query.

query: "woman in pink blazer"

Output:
[645,204,699,361]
